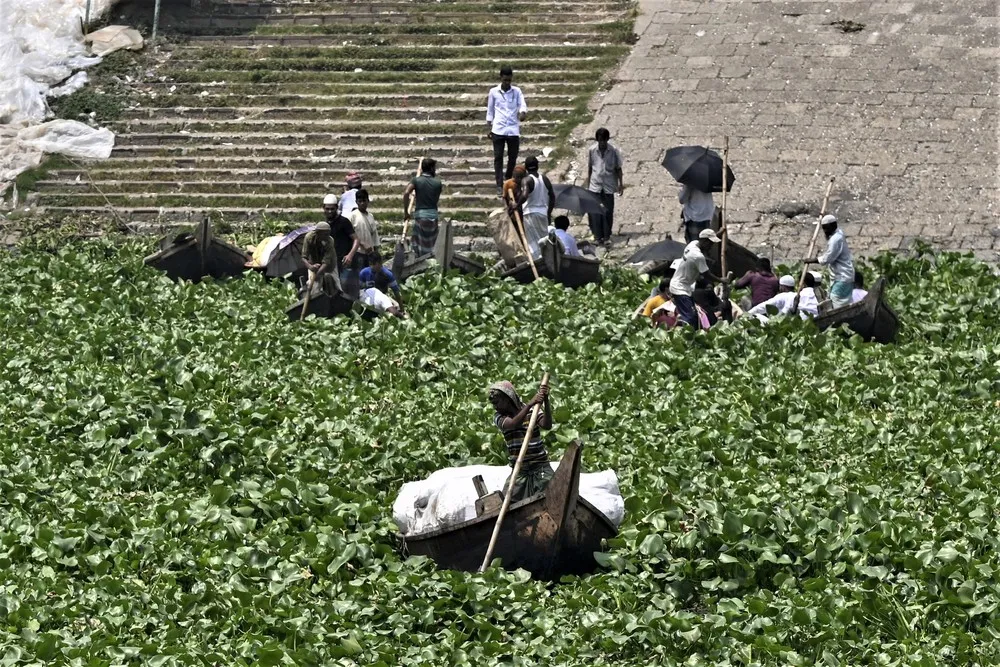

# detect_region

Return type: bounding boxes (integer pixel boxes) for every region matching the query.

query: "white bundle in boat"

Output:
[393,462,625,536]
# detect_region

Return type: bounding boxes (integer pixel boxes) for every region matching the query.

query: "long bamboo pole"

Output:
[506,190,540,280]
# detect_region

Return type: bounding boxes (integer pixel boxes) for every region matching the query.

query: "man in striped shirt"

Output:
[488,380,552,502]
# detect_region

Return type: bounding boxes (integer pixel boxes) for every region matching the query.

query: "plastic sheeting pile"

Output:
[0,0,129,194]
[393,462,625,536]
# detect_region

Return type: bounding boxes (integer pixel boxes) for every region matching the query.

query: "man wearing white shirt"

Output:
[748,273,821,322]
[669,229,729,328]
[806,214,854,308]
[486,66,527,198]
[679,184,715,243]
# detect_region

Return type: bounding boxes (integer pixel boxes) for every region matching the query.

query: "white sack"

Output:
[86,25,143,57]
[48,71,89,98]
[0,120,114,185]
[393,462,625,536]
[0,0,121,192]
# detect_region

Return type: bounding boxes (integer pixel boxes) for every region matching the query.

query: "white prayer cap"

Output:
[779,275,795,287]
[323,194,338,206]
[820,214,838,226]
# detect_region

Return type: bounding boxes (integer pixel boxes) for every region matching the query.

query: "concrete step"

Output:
[139,92,576,107]
[38,191,500,207]
[164,68,602,84]
[140,81,583,95]
[35,179,506,194]
[202,0,624,12]
[117,105,576,121]
[181,32,615,47]
[40,206,498,229]
[51,167,497,180]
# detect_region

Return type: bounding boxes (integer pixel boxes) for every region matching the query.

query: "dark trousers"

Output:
[492,134,520,186]
[587,192,616,241]
[672,293,699,328]
[684,219,711,243]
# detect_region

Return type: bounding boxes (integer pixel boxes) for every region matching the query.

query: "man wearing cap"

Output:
[669,229,729,328]
[747,274,797,321]
[807,214,854,309]
[517,155,554,258]
[339,171,363,217]
[301,216,340,295]
[322,194,360,275]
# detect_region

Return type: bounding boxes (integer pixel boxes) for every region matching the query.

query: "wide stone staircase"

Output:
[35,0,634,246]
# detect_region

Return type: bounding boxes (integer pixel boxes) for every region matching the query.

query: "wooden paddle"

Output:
[392,157,423,278]
[505,189,540,280]
[479,372,550,573]
[792,177,836,312]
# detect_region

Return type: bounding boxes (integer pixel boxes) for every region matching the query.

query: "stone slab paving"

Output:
[563,0,999,263]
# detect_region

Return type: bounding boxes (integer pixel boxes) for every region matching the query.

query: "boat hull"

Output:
[814,276,899,343]
[400,443,617,580]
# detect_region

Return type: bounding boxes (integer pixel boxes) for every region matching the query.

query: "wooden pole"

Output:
[792,177,836,313]
[720,136,729,278]
[479,372,550,572]
[506,190,540,280]
[796,177,836,292]
[299,273,316,321]
[152,0,161,41]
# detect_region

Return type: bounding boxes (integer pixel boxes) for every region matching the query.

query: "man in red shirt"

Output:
[735,257,780,307]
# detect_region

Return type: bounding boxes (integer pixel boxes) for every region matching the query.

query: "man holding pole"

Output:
[301,209,340,296]
[806,214,854,309]
[669,229,730,328]
[488,379,552,502]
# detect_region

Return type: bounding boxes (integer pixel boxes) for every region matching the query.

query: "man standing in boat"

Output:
[488,380,552,502]
[517,156,555,259]
[806,214,854,309]
[669,229,729,328]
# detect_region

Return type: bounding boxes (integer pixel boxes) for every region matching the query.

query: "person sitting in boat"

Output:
[358,253,405,319]
[551,215,581,257]
[852,269,868,303]
[748,273,821,321]
[735,256,779,309]
[301,217,341,296]
[489,380,552,502]
[693,278,725,327]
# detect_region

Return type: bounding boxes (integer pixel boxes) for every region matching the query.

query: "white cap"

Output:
[698,229,722,243]
[669,258,682,270]
[779,275,795,287]
[820,214,838,226]
[323,194,338,206]
[810,270,824,282]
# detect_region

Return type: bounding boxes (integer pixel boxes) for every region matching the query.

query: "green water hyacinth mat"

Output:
[0,239,998,665]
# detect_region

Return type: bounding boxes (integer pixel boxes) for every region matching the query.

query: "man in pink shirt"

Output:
[735,257,780,307]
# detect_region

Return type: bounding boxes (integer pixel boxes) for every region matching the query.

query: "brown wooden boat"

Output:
[400,442,618,580]
[285,287,379,321]
[814,276,899,343]
[398,219,486,281]
[500,235,601,288]
[143,218,250,282]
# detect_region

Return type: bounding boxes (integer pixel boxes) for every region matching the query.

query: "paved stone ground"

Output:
[563,0,999,264]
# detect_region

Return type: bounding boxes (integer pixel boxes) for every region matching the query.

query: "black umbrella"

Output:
[626,238,687,265]
[551,184,605,215]
[662,145,735,193]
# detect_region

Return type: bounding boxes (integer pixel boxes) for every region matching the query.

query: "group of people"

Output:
[487,66,625,250]
[636,213,864,329]
[298,169,428,319]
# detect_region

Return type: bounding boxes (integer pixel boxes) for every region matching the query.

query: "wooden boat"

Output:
[398,219,486,281]
[144,218,250,282]
[501,235,601,288]
[814,276,899,343]
[400,442,618,580]
[285,286,379,321]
